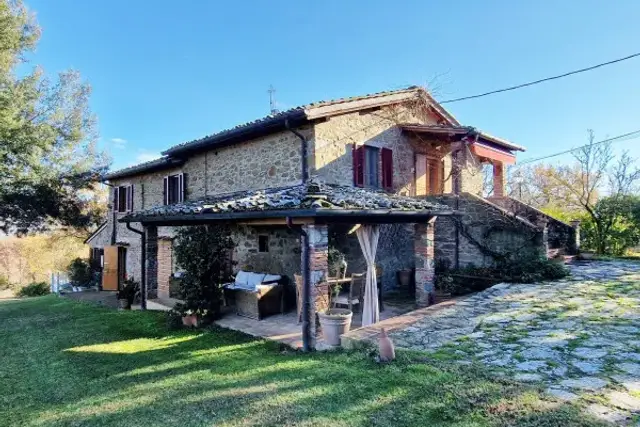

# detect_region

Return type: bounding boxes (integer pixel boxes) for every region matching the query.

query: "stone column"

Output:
[493,162,506,197]
[301,224,329,348]
[569,220,581,254]
[145,225,158,300]
[414,217,436,307]
[157,238,173,299]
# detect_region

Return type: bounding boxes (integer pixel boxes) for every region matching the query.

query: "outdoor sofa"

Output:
[223,271,284,320]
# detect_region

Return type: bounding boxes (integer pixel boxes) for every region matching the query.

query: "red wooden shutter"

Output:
[381,148,393,191]
[163,176,169,205]
[353,145,365,187]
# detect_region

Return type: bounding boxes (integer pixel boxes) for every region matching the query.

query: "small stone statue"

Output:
[377,328,396,363]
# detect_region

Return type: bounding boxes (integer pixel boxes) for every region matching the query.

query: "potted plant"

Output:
[316,276,353,347]
[397,268,412,289]
[117,279,139,310]
[180,309,200,327]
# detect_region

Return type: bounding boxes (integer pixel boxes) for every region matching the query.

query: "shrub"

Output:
[116,279,139,305]
[436,254,569,296]
[165,310,184,330]
[17,282,50,297]
[496,254,569,283]
[67,258,94,287]
[172,225,235,323]
[0,275,12,290]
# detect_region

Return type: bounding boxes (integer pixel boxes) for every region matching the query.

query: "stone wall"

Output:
[109,128,311,208]
[204,128,311,195]
[330,223,414,291]
[231,225,301,281]
[414,219,436,307]
[459,152,484,196]
[105,125,312,282]
[487,196,578,254]
[312,105,434,195]
[428,193,544,269]
[311,104,483,197]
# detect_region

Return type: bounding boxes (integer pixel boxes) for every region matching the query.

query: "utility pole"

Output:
[268,85,279,115]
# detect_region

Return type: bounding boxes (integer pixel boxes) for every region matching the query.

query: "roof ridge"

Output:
[162,86,425,156]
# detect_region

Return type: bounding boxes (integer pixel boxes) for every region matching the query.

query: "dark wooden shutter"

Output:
[163,176,169,205]
[113,187,120,211]
[178,173,185,203]
[381,148,393,191]
[353,145,365,187]
[125,185,134,212]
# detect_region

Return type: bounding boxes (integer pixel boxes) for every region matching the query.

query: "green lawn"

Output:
[0,296,607,427]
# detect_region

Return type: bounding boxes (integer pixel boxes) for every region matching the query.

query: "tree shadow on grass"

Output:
[0,296,612,427]
[33,340,611,426]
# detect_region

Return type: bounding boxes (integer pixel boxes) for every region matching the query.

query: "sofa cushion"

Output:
[246,272,266,289]
[235,270,251,286]
[262,274,281,284]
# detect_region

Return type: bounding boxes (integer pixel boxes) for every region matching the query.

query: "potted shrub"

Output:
[316,278,353,347]
[318,308,353,347]
[397,268,412,289]
[117,279,138,310]
[180,309,200,327]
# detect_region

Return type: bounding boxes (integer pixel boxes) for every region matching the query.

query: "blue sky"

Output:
[26,0,640,171]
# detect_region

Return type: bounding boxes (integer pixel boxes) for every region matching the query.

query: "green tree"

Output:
[581,195,640,255]
[0,0,108,234]
[173,225,235,322]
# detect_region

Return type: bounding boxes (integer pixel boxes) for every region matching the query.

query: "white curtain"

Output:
[356,225,380,326]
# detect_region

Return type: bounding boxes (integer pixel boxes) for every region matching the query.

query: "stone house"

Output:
[87,86,577,346]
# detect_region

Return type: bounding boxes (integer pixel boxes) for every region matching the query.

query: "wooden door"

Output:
[102,246,119,291]
[117,247,127,289]
[427,159,444,195]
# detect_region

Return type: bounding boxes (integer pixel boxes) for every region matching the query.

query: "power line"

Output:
[440,52,640,104]
[516,129,640,166]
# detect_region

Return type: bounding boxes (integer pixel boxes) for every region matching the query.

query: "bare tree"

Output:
[542,130,640,253]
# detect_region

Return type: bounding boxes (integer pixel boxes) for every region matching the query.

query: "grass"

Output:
[0,296,609,427]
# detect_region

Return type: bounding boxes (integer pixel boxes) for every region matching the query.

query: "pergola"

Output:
[120,180,457,350]
[400,124,526,197]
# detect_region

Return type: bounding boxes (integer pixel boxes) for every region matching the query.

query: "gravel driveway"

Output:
[390,260,640,425]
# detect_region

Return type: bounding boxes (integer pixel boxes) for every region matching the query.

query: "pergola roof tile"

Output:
[120,181,451,223]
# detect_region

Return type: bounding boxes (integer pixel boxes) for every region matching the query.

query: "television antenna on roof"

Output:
[268,85,279,115]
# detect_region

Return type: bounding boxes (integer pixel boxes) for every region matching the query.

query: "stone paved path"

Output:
[390,260,640,425]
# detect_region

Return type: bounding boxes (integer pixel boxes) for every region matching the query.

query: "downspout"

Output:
[285,119,313,351]
[285,119,309,183]
[103,182,117,245]
[126,223,147,310]
[287,216,312,352]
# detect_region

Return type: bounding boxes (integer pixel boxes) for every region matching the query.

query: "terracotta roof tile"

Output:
[121,180,450,222]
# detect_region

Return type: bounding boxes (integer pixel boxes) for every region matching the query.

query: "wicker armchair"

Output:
[234,283,283,320]
[224,271,284,320]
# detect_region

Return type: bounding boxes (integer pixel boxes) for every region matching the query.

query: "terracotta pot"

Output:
[118,298,131,310]
[397,269,412,288]
[318,308,352,347]
[182,314,199,328]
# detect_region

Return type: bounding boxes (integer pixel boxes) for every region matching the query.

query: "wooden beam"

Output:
[470,143,516,165]
[347,224,361,235]
[237,217,314,226]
